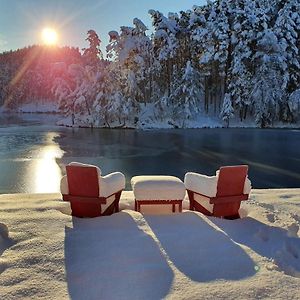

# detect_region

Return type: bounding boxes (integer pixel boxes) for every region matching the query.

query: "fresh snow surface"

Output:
[0,189,300,299]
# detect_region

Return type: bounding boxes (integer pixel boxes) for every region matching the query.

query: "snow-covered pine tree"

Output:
[1,0,300,127]
[274,0,300,121]
[288,89,300,122]
[51,63,73,119]
[220,93,234,127]
[107,19,151,102]
[82,30,103,67]
[170,61,203,127]
[251,29,284,127]
[106,18,152,125]
[149,10,180,99]
[190,0,232,114]
[228,0,258,121]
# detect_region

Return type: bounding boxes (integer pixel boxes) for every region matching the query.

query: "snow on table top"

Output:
[131,176,186,200]
[0,189,300,299]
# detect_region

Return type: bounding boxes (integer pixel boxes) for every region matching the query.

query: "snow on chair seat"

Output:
[60,162,125,218]
[131,175,186,213]
[184,165,251,219]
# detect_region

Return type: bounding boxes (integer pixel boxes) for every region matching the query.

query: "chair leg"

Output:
[179,202,182,213]
[224,213,240,220]
[135,200,141,212]
[187,190,195,211]
[172,203,175,213]
[114,191,122,213]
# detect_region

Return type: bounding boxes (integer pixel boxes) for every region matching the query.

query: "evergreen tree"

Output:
[220,93,234,127]
[171,61,203,127]
[1,1,300,128]
[288,89,300,122]
[83,30,103,66]
[251,29,284,127]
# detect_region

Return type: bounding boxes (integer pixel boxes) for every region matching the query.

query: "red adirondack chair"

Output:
[184,165,251,219]
[61,162,125,218]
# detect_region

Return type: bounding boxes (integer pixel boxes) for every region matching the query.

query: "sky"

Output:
[0,0,206,55]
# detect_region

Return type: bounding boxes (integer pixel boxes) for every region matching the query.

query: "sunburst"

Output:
[42,27,58,46]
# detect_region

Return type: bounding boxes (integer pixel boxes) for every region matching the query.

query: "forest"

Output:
[0,0,300,128]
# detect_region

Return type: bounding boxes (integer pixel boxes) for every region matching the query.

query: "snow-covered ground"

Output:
[3,103,299,129]
[0,189,299,299]
[55,110,300,129]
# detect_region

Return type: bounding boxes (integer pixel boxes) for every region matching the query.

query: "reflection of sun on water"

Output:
[33,133,64,193]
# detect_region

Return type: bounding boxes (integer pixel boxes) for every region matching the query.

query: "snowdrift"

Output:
[0,190,299,299]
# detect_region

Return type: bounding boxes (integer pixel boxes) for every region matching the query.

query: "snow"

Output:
[1,108,298,131]
[54,104,300,129]
[220,93,234,125]
[61,163,126,198]
[108,31,119,41]
[289,89,300,120]
[133,18,148,32]
[131,176,185,200]
[15,101,60,114]
[0,189,300,299]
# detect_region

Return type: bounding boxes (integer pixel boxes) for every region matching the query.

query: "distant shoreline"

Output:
[1,111,299,130]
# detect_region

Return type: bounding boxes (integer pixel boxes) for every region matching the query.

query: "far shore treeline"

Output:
[0,0,300,128]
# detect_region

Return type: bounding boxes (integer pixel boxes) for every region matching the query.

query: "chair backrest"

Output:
[66,165,100,197]
[216,165,248,197]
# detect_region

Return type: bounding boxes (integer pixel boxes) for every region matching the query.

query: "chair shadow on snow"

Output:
[211,217,300,278]
[0,223,14,256]
[0,223,14,275]
[64,211,174,300]
[144,211,256,282]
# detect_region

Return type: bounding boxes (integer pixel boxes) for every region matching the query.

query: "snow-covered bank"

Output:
[2,110,299,129]
[53,103,299,129]
[56,112,300,130]
[0,189,299,299]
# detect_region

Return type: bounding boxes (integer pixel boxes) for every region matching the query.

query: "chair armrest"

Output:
[60,175,69,195]
[184,172,217,197]
[100,172,125,197]
[210,194,249,204]
[244,177,252,194]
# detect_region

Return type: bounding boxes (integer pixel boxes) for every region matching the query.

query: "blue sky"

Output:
[0,0,206,54]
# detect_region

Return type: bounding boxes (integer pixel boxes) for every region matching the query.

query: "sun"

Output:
[42,27,58,46]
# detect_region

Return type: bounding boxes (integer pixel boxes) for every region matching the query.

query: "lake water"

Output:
[0,113,299,193]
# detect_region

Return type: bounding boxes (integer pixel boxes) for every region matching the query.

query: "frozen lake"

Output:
[0,113,299,193]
